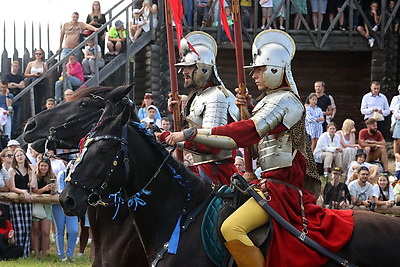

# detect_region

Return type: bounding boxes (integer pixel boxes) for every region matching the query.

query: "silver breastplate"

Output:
[186,86,240,164]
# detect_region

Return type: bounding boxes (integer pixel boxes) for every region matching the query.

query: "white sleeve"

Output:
[372,184,380,198]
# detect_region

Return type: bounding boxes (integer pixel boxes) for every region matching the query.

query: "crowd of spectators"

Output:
[303,79,400,211]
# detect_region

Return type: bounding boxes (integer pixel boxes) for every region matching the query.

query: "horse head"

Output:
[59,101,133,216]
[23,84,135,153]
[59,99,213,256]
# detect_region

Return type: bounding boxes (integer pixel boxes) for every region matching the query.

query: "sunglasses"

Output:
[35,53,42,55]
[3,154,12,158]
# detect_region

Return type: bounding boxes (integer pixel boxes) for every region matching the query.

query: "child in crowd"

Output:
[0,204,23,260]
[305,93,324,152]
[373,174,395,207]
[45,98,56,110]
[129,8,147,42]
[259,0,273,30]
[141,105,161,128]
[387,0,399,33]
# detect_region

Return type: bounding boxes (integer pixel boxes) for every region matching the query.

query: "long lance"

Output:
[165,0,183,161]
[232,0,256,181]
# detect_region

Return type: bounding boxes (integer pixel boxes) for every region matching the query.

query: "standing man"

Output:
[306,81,332,131]
[360,81,390,139]
[4,61,25,135]
[348,166,374,207]
[163,31,240,186]
[0,81,13,139]
[58,12,98,60]
[358,118,389,174]
[163,30,352,267]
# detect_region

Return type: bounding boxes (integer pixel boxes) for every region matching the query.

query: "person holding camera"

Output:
[348,166,375,209]
[30,158,56,258]
[86,1,107,57]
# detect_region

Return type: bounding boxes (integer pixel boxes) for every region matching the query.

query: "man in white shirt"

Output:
[360,81,390,139]
[348,166,374,207]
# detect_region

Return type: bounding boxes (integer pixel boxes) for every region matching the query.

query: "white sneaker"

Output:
[368,37,375,47]
[372,25,378,31]
[77,252,84,257]
[279,25,285,30]
[261,25,265,30]
[61,257,68,262]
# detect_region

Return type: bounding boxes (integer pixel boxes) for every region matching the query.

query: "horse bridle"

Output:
[44,94,130,156]
[66,128,130,207]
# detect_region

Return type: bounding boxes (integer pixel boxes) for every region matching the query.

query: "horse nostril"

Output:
[63,196,76,211]
[24,120,37,133]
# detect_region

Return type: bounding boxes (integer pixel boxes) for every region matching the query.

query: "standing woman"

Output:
[137,93,161,121]
[0,148,13,171]
[24,49,49,113]
[86,1,107,57]
[7,148,33,258]
[52,161,78,262]
[0,150,11,220]
[30,158,55,258]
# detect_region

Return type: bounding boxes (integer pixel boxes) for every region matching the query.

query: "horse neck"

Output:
[126,130,212,255]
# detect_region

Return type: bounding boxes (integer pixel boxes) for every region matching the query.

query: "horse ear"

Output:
[107,84,134,102]
[115,103,132,128]
[102,101,115,118]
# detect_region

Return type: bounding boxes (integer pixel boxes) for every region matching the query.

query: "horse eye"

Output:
[80,102,87,107]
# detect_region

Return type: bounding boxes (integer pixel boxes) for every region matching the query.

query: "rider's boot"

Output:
[225,239,265,267]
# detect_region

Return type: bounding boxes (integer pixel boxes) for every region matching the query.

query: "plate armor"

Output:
[250,89,305,172]
[186,85,240,165]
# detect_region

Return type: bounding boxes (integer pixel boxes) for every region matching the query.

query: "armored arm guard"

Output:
[250,91,304,137]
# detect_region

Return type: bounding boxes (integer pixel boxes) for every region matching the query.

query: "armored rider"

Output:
[163,31,240,185]
[164,30,354,267]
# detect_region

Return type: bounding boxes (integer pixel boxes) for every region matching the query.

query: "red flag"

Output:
[220,0,233,43]
[167,0,183,50]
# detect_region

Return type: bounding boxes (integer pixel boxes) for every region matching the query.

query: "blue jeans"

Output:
[54,76,83,103]
[61,48,82,62]
[52,204,78,259]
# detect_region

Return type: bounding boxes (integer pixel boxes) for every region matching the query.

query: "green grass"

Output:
[1,254,92,266]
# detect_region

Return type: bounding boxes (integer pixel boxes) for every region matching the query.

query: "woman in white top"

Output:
[372,174,394,207]
[82,38,105,77]
[24,49,49,113]
[140,0,158,29]
[313,122,343,177]
[337,119,359,172]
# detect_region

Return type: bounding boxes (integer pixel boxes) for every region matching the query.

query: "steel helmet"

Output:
[175,31,223,88]
[244,30,298,94]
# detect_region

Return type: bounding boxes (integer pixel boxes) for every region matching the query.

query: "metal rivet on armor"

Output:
[279,139,282,142]
[113,161,118,166]
[275,152,279,156]
[278,145,282,148]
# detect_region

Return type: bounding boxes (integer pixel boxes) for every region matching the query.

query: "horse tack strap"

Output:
[152,191,215,267]
[233,174,358,267]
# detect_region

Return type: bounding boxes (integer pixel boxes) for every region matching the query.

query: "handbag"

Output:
[32,203,46,219]
[372,111,384,121]
[83,29,93,37]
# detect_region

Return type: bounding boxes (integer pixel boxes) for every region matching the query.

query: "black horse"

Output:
[59,102,400,267]
[23,85,147,267]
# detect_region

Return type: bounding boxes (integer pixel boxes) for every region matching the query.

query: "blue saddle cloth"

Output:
[201,185,231,267]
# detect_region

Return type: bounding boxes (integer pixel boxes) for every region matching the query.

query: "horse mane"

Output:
[70,86,115,101]
[127,122,211,201]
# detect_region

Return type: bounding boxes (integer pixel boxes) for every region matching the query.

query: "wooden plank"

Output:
[0,192,59,204]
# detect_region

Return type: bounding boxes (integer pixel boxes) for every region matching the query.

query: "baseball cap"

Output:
[115,20,124,28]
[331,167,343,173]
[7,140,20,147]
[133,9,141,14]
[147,105,156,111]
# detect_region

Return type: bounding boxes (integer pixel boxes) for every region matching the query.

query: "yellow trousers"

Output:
[221,190,270,246]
